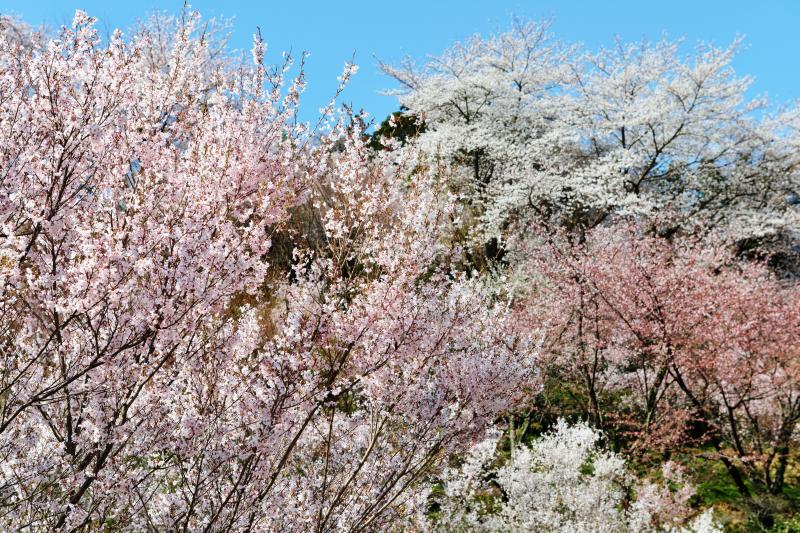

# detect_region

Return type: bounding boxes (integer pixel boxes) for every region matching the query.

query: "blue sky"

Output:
[4,1,799,127]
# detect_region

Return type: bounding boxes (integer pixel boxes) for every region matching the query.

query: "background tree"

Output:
[382,26,800,255]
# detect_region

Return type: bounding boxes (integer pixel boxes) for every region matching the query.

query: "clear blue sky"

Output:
[4,1,799,127]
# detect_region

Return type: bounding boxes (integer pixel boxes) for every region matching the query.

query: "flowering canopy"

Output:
[0,11,539,530]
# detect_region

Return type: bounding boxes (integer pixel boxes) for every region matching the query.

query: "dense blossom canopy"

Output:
[0,11,539,530]
[383,21,800,247]
[0,7,798,532]
[427,419,719,532]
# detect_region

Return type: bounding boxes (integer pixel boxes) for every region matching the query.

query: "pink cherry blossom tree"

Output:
[520,224,800,505]
[0,11,539,530]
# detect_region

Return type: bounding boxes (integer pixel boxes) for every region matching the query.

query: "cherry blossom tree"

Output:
[0,11,539,530]
[382,23,800,248]
[520,224,800,509]
[380,20,569,196]
[0,15,41,52]
[425,419,721,532]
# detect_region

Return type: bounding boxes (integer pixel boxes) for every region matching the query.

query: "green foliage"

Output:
[769,514,800,533]
[368,108,425,151]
